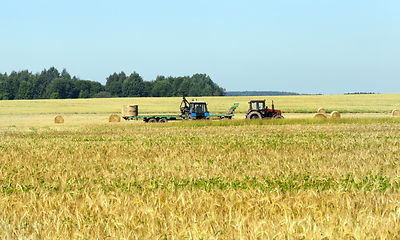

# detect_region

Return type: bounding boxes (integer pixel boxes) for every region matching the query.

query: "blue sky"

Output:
[1,0,399,94]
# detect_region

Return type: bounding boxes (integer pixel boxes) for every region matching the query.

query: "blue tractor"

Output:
[179,92,210,120]
[187,101,210,120]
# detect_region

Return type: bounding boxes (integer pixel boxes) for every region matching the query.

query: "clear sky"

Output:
[1,0,399,95]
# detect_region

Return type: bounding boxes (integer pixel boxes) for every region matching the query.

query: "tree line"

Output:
[0,67,225,100]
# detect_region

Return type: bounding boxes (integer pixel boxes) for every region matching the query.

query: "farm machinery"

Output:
[123,92,239,123]
[245,99,284,119]
[179,92,210,120]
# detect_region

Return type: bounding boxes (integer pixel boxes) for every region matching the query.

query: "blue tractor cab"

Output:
[187,101,210,120]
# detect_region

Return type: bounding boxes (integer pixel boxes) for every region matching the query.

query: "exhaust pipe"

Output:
[272,100,274,112]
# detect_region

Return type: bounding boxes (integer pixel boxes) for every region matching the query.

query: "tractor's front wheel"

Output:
[247,112,262,119]
[273,114,284,119]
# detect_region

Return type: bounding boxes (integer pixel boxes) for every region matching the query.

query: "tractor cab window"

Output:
[249,101,265,110]
[190,103,208,113]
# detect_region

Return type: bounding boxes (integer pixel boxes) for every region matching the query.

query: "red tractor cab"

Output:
[246,100,284,119]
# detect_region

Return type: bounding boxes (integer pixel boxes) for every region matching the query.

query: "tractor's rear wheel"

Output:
[247,112,262,119]
[188,115,195,120]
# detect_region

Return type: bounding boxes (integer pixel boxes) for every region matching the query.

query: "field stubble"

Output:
[1,119,400,238]
[0,93,399,115]
[0,113,396,130]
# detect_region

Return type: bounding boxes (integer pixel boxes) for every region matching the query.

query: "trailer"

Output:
[210,103,239,119]
[122,92,239,123]
[125,114,184,123]
[124,102,239,123]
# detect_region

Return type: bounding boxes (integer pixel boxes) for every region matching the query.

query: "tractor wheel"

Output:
[148,118,157,123]
[159,118,168,123]
[247,112,262,119]
[273,114,284,119]
[188,114,194,120]
[184,111,190,120]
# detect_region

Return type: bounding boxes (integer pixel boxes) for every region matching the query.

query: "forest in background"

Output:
[0,67,225,100]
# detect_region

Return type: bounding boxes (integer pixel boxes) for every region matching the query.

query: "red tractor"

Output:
[245,100,284,119]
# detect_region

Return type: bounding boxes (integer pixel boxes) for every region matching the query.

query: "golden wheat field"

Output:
[1,95,400,239]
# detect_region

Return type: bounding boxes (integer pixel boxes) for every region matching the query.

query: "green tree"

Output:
[17,81,34,99]
[188,73,225,96]
[143,81,154,97]
[151,79,173,97]
[201,85,213,96]
[105,72,126,97]
[106,81,122,97]
[16,70,37,99]
[0,73,11,100]
[35,67,61,98]
[47,78,76,99]
[93,91,112,98]
[122,72,145,97]
[178,78,191,95]
[47,67,60,80]
[89,82,104,96]
[172,77,185,96]
[78,90,90,98]
[61,68,71,80]
[6,71,20,100]
[0,68,226,100]
[74,80,104,98]
[50,92,60,99]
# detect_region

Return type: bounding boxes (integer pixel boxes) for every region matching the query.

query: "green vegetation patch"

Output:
[1,173,396,196]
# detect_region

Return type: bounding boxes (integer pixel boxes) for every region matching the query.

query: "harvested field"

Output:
[0,94,399,115]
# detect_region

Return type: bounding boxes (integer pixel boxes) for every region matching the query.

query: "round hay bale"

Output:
[317,108,326,114]
[313,113,328,119]
[108,114,121,122]
[54,115,64,124]
[392,109,400,117]
[121,104,138,117]
[330,111,341,119]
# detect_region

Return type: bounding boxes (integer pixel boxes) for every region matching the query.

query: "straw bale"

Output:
[121,105,138,117]
[392,109,400,117]
[317,108,326,114]
[330,111,341,119]
[313,113,328,119]
[108,114,121,122]
[54,115,64,124]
